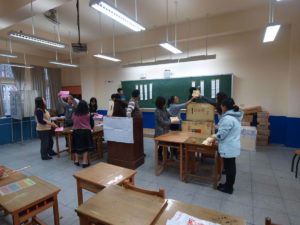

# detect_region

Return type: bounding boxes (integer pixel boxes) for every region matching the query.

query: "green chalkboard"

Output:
[121,74,233,108]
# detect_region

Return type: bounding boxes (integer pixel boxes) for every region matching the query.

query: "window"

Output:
[44,68,51,109]
[211,79,220,98]
[200,80,204,96]
[0,65,17,116]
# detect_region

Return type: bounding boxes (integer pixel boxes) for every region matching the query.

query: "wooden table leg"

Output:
[155,141,159,176]
[12,213,20,225]
[77,179,83,206]
[180,144,183,181]
[55,133,60,158]
[163,146,167,169]
[79,214,89,225]
[53,195,60,225]
[184,147,189,183]
[130,175,135,185]
[213,153,219,190]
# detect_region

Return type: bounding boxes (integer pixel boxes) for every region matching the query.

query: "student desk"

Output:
[55,126,104,159]
[75,185,246,225]
[75,185,167,225]
[0,166,26,187]
[0,176,60,225]
[73,162,136,205]
[156,199,246,225]
[184,137,221,189]
[154,131,209,181]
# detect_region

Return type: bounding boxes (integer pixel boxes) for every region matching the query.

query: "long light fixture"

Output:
[160,42,182,54]
[49,61,79,67]
[93,54,121,62]
[263,0,281,43]
[0,53,18,58]
[89,0,145,32]
[160,0,182,54]
[263,23,281,43]
[4,64,33,69]
[8,31,67,48]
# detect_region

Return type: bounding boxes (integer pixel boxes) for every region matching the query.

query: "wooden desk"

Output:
[73,162,136,205]
[155,199,246,225]
[0,176,60,225]
[55,126,104,159]
[184,137,221,189]
[0,166,26,187]
[75,185,167,225]
[154,131,209,181]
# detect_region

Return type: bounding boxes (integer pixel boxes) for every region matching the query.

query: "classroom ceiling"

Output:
[15,0,268,42]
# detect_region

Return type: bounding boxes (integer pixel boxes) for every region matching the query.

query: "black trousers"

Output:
[223,157,236,191]
[37,130,54,159]
[170,124,179,131]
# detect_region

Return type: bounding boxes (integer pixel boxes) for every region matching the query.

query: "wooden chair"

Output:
[291,150,300,178]
[265,217,281,225]
[123,180,165,198]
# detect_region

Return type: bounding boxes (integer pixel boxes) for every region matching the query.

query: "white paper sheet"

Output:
[140,84,143,100]
[149,83,153,99]
[144,84,148,100]
[166,211,220,225]
[200,80,205,96]
[103,117,133,143]
[107,100,114,117]
[191,81,196,87]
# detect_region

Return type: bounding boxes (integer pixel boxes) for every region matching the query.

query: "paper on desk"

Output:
[60,91,69,98]
[93,114,104,119]
[166,211,220,225]
[55,127,64,132]
[103,117,133,143]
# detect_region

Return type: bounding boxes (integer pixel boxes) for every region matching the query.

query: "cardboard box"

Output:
[242,106,262,114]
[257,111,270,118]
[257,124,270,130]
[257,129,270,136]
[186,103,215,122]
[257,118,269,123]
[257,135,269,141]
[240,126,257,151]
[181,120,214,135]
[241,122,250,126]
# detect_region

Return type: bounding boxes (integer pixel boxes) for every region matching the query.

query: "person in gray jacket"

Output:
[210,98,243,194]
[154,96,176,161]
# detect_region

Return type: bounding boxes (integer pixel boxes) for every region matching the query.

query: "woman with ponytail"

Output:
[209,97,243,194]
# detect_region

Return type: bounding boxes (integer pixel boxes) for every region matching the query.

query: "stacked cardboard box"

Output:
[182,103,215,137]
[256,111,270,146]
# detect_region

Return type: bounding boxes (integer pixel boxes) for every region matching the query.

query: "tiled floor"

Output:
[0,137,300,225]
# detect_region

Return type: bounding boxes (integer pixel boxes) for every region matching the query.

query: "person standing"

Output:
[113,94,128,117]
[72,100,94,168]
[89,97,98,128]
[209,98,243,194]
[35,97,58,160]
[126,90,142,118]
[117,88,126,101]
[58,93,78,127]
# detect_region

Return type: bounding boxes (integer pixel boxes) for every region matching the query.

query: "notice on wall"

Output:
[103,117,133,143]
[140,84,144,100]
[149,83,153,99]
[144,84,148,100]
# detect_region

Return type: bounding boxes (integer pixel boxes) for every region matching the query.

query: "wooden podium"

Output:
[107,118,144,169]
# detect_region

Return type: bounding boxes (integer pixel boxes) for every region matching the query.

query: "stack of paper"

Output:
[166,211,220,225]
[93,114,104,119]
[55,127,64,132]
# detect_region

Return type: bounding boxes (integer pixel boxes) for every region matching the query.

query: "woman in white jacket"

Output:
[210,98,243,194]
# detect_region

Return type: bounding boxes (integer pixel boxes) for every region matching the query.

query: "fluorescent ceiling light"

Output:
[49,61,79,67]
[90,0,145,32]
[93,54,121,62]
[123,54,216,67]
[0,53,18,58]
[4,64,33,69]
[263,23,281,43]
[160,42,182,54]
[8,31,67,48]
